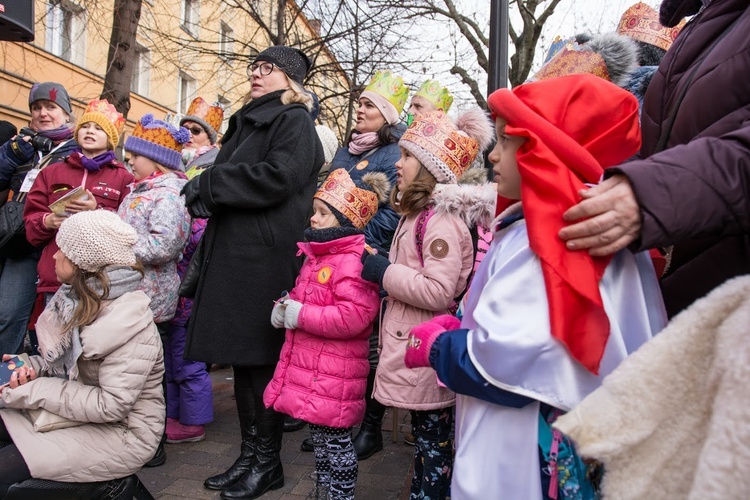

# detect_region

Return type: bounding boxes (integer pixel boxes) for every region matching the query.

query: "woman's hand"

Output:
[2,354,37,389]
[44,212,67,230]
[558,175,642,257]
[66,190,97,213]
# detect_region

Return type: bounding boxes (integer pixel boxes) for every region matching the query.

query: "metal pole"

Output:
[488,0,509,93]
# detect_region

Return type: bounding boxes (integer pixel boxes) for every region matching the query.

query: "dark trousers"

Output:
[310,424,357,500]
[410,407,454,500]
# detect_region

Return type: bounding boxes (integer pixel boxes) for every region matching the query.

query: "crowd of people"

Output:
[0,0,747,498]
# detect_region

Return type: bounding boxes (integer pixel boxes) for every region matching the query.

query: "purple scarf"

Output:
[77,149,116,172]
[37,123,75,143]
[348,131,380,156]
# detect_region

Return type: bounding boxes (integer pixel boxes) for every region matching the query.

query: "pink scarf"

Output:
[348,131,380,156]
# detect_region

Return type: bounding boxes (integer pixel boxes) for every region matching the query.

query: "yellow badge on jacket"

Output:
[355,160,369,170]
[318,266,332,284]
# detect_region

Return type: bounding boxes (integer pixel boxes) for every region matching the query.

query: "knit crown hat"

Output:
[125,114,190,170]
[361,71,409,125]
[399,109,494,184]
[532,33,639,87]
[56,210,138,272]
[75,99,126,149]
[619,1,686,50]
[254,46,313,85]
[29,82,72,114]
[414,80,454,112]
[315,169,390,229]
[180,97,224,144]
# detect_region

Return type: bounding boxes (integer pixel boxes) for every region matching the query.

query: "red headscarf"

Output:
[487,74,641,374]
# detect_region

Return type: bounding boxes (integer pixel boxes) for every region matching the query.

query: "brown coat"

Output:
[611,0,750,316]
[0,291,164,482]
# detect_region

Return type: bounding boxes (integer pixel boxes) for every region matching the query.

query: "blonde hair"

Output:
[155,163,172,174]
[243,75,313,111]
[64,261,145,332]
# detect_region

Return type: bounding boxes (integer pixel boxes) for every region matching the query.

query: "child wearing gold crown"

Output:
[402,74,668,499]
[263,169,389,500]
[23,98,134,305]
[359,108,496,499]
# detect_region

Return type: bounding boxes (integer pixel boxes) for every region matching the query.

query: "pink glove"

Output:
[404,315,461,369]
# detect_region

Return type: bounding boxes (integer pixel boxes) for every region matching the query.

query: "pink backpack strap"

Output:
[414,208,435,268]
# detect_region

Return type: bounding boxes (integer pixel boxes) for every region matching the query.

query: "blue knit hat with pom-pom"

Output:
[125,114,189,170]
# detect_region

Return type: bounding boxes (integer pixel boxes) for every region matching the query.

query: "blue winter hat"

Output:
[125,114,190,170]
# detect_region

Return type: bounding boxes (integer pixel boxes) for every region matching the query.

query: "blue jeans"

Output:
[0,256,38,355]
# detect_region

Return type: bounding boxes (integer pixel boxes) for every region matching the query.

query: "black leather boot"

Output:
[283,415,307,432]
[204,379,257,490]
[352,367,385,460]
[221,399,284,499]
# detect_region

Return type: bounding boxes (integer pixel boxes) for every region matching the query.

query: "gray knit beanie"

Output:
[29,82,72,114]
[56,210,138,272]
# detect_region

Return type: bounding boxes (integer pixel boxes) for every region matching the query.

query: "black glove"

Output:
[8,136,34,163]
[361,251,391,287]
[181,177,212,218]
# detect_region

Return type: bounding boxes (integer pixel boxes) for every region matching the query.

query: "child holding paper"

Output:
[23,98,134,302]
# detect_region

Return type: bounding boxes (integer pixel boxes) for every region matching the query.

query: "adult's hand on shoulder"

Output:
[558,175,642,257]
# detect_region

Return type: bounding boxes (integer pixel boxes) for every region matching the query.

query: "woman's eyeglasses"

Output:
[247,62,275,77]
[188,126,205,136]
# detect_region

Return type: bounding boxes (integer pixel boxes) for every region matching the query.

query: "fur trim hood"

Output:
[431,166,497,228]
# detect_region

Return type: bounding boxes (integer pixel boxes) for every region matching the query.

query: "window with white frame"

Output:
[218,95,231,134]
[178,72,197,115]
[130,43,151,97]
[220,22,234,61]
[46,0,86,65]
[181,0,200,37]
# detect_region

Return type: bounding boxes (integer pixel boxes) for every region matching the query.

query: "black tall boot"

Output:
[221,398,284,499]
[204,380,257,490]
[352,367,385,460]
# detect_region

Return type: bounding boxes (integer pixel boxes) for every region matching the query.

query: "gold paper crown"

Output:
[400,111,479,184]
[364,70,409,114]
[315,169,379,229]
[533,42,610,82]
[76,98,126,148]
[617,2,686,52]
[183,97,224,135]
[414,80,454,112]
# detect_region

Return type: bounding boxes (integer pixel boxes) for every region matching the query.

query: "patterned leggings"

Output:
[410,407,454,500]
[309,424,357,500]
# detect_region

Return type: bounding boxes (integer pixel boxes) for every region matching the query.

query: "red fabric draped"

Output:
[487,74,641,374]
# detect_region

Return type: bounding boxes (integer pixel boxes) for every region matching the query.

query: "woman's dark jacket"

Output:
[610,0,750,317]
[327,124,404,250]
[184,90,324,365]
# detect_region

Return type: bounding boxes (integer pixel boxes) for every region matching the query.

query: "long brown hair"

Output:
[62,261,145,332]
[390,165,437,216]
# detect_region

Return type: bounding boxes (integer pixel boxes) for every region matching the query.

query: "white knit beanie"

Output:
[56,210,138,272]
[316,125,339,164]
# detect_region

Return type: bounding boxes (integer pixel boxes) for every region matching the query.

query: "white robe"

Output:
[451,212,667,500]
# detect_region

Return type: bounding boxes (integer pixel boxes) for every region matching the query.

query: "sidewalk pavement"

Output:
[139,367,415,499]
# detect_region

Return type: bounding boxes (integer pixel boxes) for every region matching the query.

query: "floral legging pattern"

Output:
[410,407,454,500]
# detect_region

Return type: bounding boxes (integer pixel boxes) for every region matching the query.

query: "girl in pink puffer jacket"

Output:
[263,168,388,500]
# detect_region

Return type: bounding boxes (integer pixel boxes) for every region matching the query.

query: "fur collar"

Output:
[431,167,497,228]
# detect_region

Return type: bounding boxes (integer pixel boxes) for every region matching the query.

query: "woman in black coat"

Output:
[182,46,323,499]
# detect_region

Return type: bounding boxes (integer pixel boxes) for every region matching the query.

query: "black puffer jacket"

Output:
[184,90,324,365]
[610,0,750,316]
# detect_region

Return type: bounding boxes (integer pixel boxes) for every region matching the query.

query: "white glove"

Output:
[283,299,303,330]
[270,294,289,329]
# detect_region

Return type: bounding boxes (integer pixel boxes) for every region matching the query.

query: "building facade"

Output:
[0,0,350,143]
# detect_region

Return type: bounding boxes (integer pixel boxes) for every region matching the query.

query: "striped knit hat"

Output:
[125,114,190,170]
